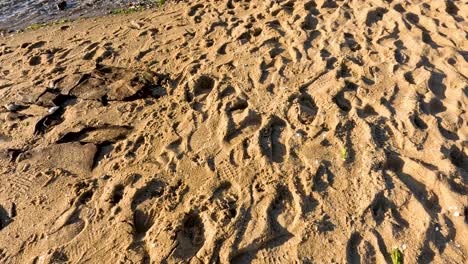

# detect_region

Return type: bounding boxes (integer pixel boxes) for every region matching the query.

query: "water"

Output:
[0,0,152,32]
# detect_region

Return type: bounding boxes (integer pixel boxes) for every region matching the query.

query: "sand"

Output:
[0,0,467,263]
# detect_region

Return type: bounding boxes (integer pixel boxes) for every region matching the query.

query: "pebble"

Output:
[453,211,460,217]
[48,80,56,89]
[48,106,60,114]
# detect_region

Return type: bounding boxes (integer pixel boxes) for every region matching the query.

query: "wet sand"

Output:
[0,0,154,32]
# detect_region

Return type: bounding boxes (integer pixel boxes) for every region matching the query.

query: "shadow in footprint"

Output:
[445,1,463,22]
[132,179,165,236]
[107,184,125,206]
[0,205,12,230]
[444,145,467,171]
[187,75,216,111]
[231,185,295,264]
[333,82,357,113]
[428,71,446,98]
[357,104,378,118]
[29,56,41,66]
[436,118,458,141]
[346,232,362,264]
[365,8,388,27]
[313,161,335,193]
[259,117,287,163]
[411,114,428,130]
[370,192,409,228]
[173,212,205,260]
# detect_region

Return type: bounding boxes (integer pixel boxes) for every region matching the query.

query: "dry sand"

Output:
[0,0,467,263]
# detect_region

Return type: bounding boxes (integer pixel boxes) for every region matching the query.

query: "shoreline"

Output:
[0,0,164,34]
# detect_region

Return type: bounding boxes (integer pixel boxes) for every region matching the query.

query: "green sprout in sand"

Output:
[340,148,348,161]
[391,248,402,264]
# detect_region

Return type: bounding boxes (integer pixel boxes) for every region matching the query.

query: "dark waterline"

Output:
[0,0,153,32]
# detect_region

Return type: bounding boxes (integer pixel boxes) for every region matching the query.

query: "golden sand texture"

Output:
[0,0,466,263]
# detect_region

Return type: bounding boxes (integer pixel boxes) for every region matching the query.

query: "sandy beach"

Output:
[0,0,467,263]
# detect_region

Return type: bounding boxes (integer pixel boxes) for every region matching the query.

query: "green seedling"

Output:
[25,19,71,31]
[391,248,402,264]
[110,6,145,15]
[340,148,348,161]
[26,23,45,30]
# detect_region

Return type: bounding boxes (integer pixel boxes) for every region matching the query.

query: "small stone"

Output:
[453,211,460,217]
[57,1,67,11]
[48,106,60,114]
[48,80,55,88]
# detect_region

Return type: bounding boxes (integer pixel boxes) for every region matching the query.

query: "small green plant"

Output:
[57,19,70,24]
[159,0,166,6]
[26,23,45,30]
[340,148,348,161]
[110,6,145,15]
[391,248,402,264]
[25,19,70,31]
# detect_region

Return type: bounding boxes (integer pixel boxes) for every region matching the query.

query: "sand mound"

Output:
[0,0,466,263]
